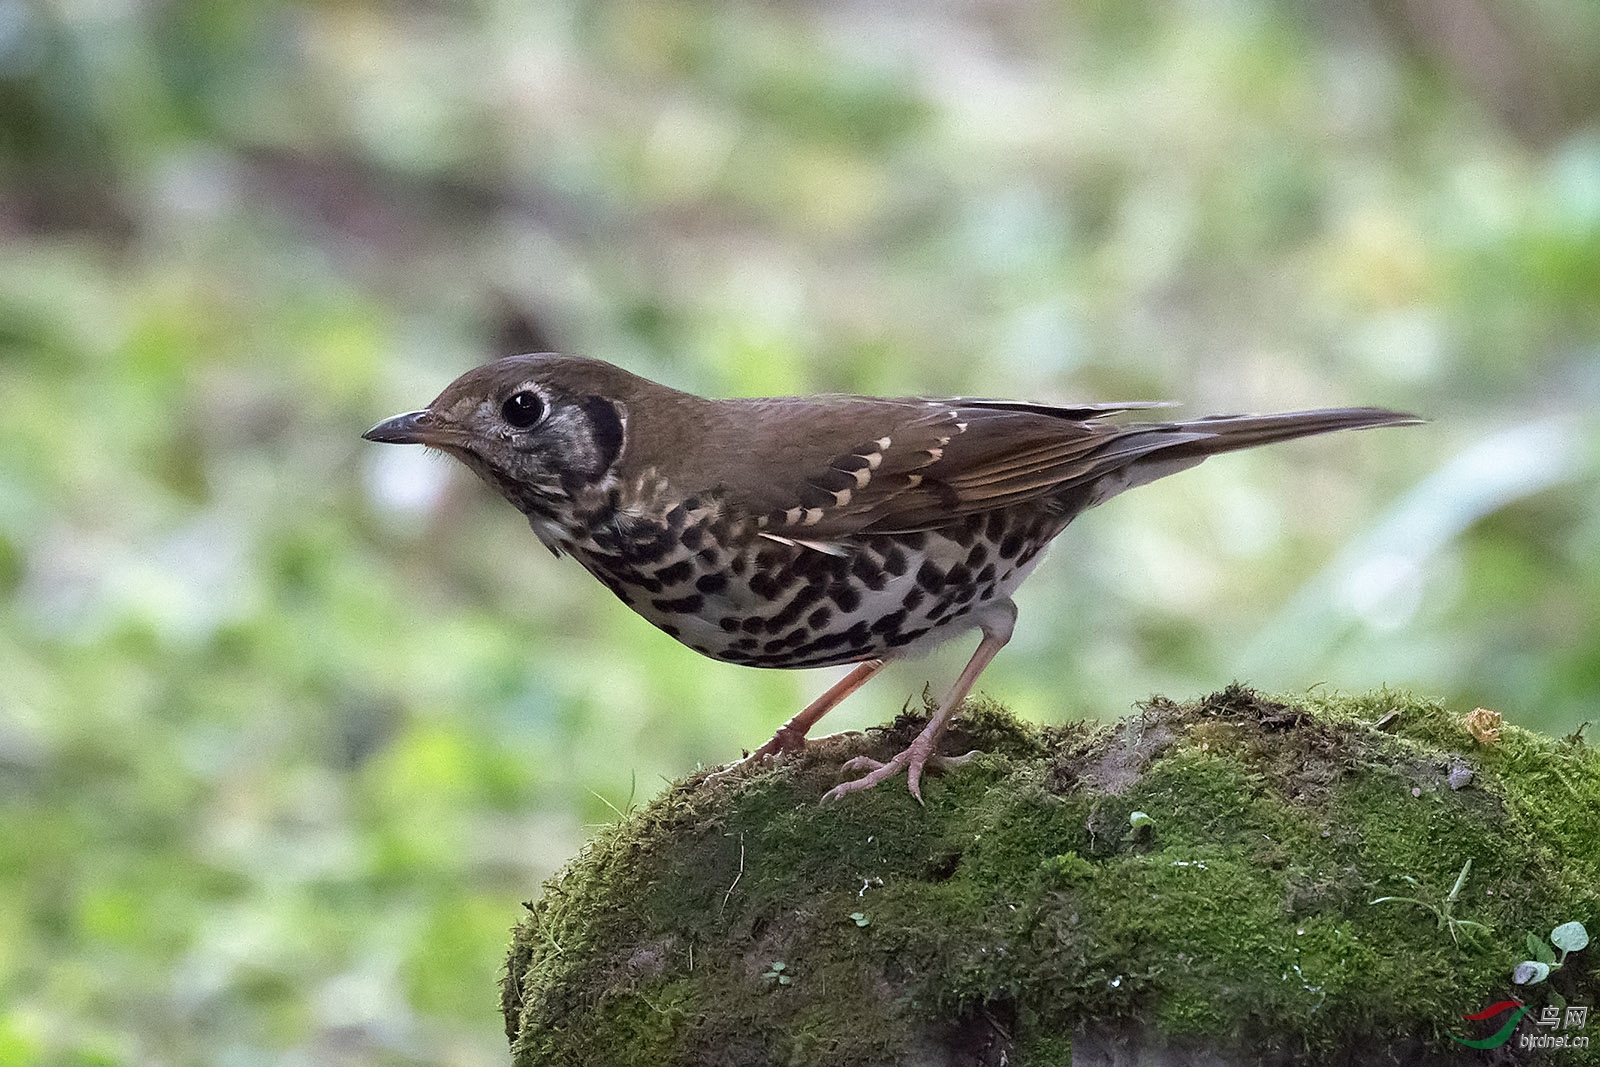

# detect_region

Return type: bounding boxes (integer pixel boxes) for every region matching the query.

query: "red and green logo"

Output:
[1453,1000,1529,1049]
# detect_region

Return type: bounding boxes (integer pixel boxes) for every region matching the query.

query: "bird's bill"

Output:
[362,410,435,445]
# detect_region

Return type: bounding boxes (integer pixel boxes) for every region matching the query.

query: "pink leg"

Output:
[822,599,1017,803]
[738,658,887,764]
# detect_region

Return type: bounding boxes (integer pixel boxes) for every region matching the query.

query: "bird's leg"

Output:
[734,659,887,765]
[822,600,1017,804]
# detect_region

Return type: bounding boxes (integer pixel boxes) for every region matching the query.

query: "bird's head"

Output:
[363,353,634,515]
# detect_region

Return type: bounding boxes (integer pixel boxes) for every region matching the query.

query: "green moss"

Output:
[503,687,1600,1065]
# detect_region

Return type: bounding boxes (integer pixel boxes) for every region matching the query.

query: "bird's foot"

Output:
[742,723,809,764]
[821,737,978,804]
[709,723,843,781]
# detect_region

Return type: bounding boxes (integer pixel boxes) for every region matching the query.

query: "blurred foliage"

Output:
[1,0,1597,1064]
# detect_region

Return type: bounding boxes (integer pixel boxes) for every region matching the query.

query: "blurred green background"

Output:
[3,0,1598,1063]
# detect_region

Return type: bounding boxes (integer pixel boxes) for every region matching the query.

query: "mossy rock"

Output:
[502,686,1600,1065]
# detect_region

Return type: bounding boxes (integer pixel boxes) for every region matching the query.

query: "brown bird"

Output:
[364,354,1418,801]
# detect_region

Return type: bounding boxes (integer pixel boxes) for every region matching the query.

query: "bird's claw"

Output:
[710,728,867,784]
[705,729,799,782]
[821,745,979,803]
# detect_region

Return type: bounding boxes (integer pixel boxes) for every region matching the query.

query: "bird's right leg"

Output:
[735,658,887,764]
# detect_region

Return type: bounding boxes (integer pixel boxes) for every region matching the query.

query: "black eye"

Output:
[501,390,544,429]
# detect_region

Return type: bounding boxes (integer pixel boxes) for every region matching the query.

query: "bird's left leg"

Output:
[821,599,1017,803]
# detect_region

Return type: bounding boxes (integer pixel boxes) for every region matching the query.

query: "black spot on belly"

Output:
[719,616,740,632]
[976,563,996,584]
[680,524,705,551]
[615,568,663,594]
[787,650,870,669]
[645,535,682,564]
[792,551,846,583]
[652,593,703,614]
[741,616,766,634]
[850,554,887,592]
[767,598,807,632]
[769,587,824,632]
[944,563,972,589]
[745,651,802,667]
[916,560,945,593]
[882,546,909,576]
[902,587,927,612]
[965,543,988,569]
[696,571,729,595]
[890,626,931,647]
[795,630,849,656]
[658,622,681,638]
[999,532,1024,560]
[734,635,760,650]
[871,609,908,635]
[806,606,833,629]
[829,583,862,613]
[730,554,749,576]
[655,559,694,585]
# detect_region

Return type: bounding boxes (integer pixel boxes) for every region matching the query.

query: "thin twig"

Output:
[720,833,746,915]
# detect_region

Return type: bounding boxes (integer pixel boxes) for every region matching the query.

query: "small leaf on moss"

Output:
[1551,921,1589,953]
[1129,811,1153,829]
[849,912,870,927]
[1527,933,1557,964]
[1513,961,1550,985]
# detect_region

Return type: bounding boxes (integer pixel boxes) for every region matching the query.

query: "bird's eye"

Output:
[501,390,544,429]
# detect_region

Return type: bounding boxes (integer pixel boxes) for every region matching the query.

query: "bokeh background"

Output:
[3,0,1599,1063]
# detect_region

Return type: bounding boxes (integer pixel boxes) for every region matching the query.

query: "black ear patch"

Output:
[581,395,625,474]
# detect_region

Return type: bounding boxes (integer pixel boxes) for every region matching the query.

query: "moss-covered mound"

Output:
[502,687,1600,1066]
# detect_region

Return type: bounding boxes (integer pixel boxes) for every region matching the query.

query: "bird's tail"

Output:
[1084,406,1422,507]
[1156,407,1423,458]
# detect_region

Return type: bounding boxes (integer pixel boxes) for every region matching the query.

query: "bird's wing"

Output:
[748,400,1191,541]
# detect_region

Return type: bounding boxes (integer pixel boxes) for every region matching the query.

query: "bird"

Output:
[363,354,1419,802]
